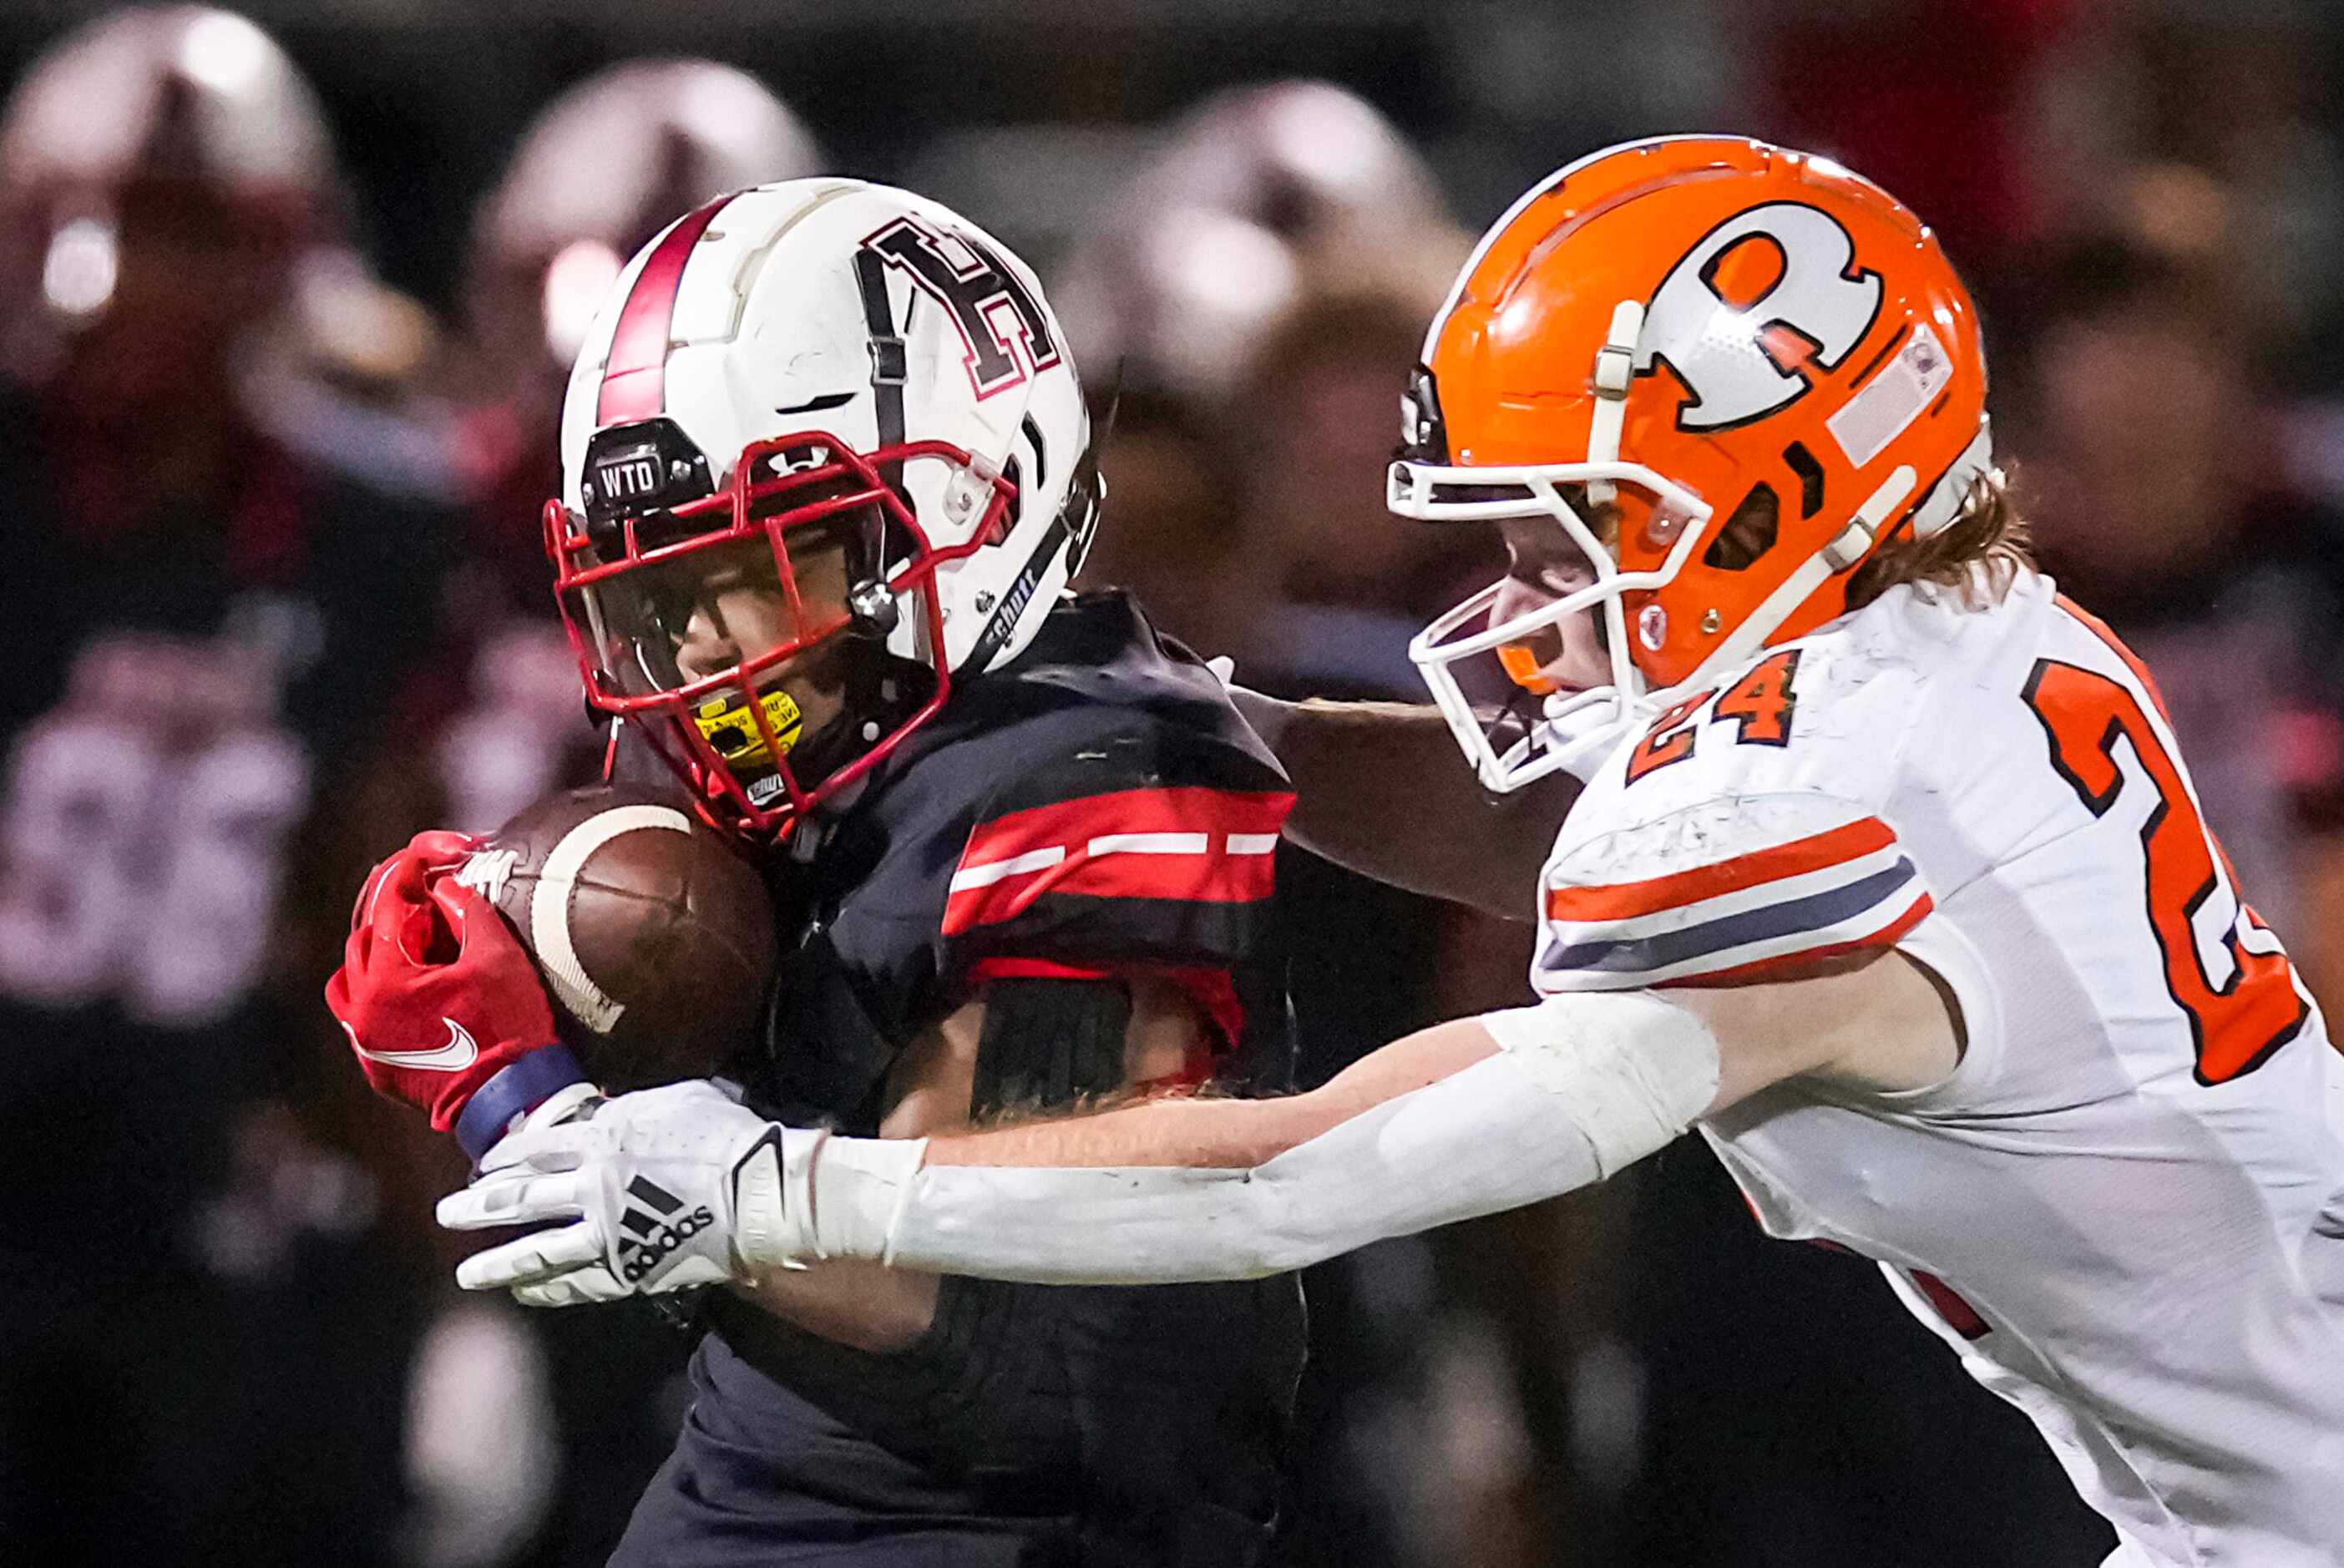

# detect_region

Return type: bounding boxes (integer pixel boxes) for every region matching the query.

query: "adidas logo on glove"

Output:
[615,1175,716,1284]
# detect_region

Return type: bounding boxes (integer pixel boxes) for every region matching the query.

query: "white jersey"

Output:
[1537,569,2344,1565]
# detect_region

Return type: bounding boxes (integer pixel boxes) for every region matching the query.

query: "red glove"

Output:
[327,831,584,1161]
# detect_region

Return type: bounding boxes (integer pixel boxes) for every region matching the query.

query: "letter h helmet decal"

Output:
[861,216,1062,400]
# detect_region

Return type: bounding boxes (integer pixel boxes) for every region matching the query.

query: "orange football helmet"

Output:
[1396,136,1994,792]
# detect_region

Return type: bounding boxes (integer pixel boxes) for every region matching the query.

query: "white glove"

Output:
[434,1080,927,1308]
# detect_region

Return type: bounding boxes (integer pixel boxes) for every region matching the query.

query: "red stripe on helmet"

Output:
[595,196,732,427]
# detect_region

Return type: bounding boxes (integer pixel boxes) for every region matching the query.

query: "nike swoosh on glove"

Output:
[436,1081,929,1308]
[327,830,587,1161]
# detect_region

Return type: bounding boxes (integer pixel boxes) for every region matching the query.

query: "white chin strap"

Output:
[1582,301,1643,505]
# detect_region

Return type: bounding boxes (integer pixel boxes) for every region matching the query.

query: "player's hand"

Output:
[437,1081,929,1307]
[327,830,584,1160]
[438,1080,797,1305]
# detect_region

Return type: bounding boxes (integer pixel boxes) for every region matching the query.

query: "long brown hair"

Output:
[1846,466,2035,612]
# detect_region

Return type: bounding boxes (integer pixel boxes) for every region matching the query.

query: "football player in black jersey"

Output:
[331,180,1305,1564]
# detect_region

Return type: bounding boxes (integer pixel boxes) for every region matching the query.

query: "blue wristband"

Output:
[455,1044,587,1165]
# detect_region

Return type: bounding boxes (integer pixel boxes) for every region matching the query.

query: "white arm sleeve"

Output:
[858,989,1720,1285]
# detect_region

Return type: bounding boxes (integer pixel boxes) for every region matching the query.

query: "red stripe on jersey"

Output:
[944,787,1292,937]
[959,787,1292,870]
[944,840,1279,935]
[1910,1268,1991,1340]
[595,197,731,426]
[1547,817,1896,924]
[1659,892,1932,988]
[962,957,1115,985]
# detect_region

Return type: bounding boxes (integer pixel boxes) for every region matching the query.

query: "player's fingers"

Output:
[474,1120,593,1177]
[427,878,518,961]
[367,851,430,933]
[340,917,371,977]
[350,856,394,934]
[454,1221,603,1291]
[437,1171,583,1231]
[407,828,479,870]
[365,852,451,966]
[511,1267,628,1309]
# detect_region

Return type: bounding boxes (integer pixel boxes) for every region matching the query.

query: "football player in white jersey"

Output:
[443,139,2344,1565]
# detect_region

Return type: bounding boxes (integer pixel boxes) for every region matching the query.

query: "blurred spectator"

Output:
[449,58,825,612]
[1223,286,1496,696]
[1754,0,2087,273]
[1060,79,1469,665]
[1063,79,1478,667]
[1054,204,1287,660]
[0,8,461,1561]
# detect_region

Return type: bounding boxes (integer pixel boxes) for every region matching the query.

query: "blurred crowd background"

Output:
[5,1,2344,1563]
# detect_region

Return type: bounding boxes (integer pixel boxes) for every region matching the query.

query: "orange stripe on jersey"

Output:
[1546,817,1897,924]
[2056,593,2175,727]
[1658,891,1932,988]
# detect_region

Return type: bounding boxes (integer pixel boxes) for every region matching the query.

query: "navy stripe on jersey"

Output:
[1544,858,1918,978]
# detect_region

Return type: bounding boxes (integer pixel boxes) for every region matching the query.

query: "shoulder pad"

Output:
[1577,634,1922,832]
[945,778,1290,948]
[1537,792,1930,990]
[1539,635,1935,991]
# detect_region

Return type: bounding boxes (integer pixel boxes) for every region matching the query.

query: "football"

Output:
[453,785,777,1090]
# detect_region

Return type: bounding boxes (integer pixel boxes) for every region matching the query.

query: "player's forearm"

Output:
[861,994,1719,1284]
[928,1009,1494,1171]
[443,994,1723,1297]
[726,1257,941,1353]
[887,1028,1582,1283]
[1233,691,1574,918]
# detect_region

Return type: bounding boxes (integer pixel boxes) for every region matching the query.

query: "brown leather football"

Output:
[454,785,775,1090]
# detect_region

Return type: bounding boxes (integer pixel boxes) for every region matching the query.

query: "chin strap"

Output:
[1583,301,1645,507]
[852,248,909,505]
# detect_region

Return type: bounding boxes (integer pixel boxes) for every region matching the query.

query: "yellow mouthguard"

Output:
[694,688,804,766]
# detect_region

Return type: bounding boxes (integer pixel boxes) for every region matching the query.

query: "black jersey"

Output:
[758,589,1297,1124]
[616,593,1306,1567]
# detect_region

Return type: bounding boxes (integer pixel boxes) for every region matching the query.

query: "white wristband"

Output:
[812,1133,929,1262]
[729,1127,929,1270]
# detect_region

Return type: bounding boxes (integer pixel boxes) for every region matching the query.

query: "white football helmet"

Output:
[545,179,1096,838]
[473,59,823,371]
